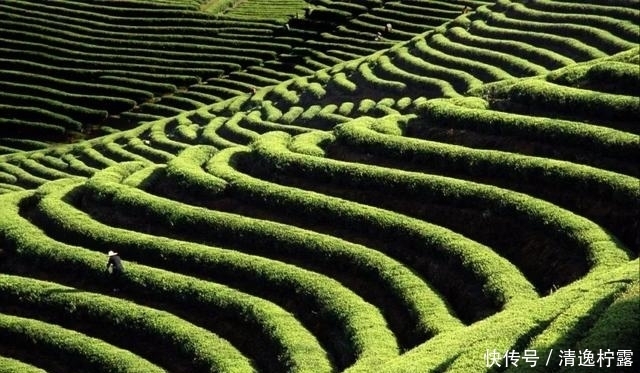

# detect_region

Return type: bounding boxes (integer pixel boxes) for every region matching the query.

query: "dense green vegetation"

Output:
[0,0,638,372]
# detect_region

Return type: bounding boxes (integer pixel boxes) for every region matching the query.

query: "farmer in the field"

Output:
[106,250,125,292]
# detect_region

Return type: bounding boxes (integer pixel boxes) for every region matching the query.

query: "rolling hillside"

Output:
[0,0,490,149]
[0,0,638,372]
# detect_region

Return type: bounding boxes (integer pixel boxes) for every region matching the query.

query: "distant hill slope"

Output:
[0,0,638,372]
[0,0,489,150]
[223,0,309,21]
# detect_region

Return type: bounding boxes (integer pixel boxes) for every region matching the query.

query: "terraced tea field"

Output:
[0,0,638,372]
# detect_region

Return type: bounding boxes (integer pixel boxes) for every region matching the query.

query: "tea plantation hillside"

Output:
[0,0,639,372]
[0,0,489,150]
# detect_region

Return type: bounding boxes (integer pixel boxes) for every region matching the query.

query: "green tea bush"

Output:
[413,38,511,83]
[0,117,67,142]
[428,33,547,78]
[147,119,191,153]
[96,142,153,164]
[16,158,75,181]
[503,1,639,44]
[479,7,635,56]
[329,72,358,94]
[0,274,255,373]
[0,161,49,189]
[1,92,107,125]
[72,167,400,371]
[547,59,640,96]
[201,116,240,149]
[247,133,540,309]
[338,102,355,116]
[0,312,163,373]
[416,97,639,160]
[375,55,460,98]
[357,62,406,93]
[75,146,119,168]
[97,76,177,96]
[241,111,310,135]
[279,106,305,124]
[481,79,640,130]
[0,356,46,373]
[525,0,640,23]
[445,26,573,70]
[125,137,176,163]
[216,112,259,145]
[254,129,633,270]
[392,46,483,93]
[60,154,99,177]
[0,188,332,373]
[0,70,153,102]
[470,18,604,62]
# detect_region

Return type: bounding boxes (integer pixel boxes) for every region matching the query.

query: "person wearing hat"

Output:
[106,251,125,292]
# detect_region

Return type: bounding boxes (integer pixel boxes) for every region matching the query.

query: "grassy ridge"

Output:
[0,274,254,373]
[0,186,332,373]
[0,311,163,373]
[32,170,401,371]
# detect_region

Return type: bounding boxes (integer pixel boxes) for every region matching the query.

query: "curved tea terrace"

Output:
[0,0,638,372]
